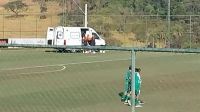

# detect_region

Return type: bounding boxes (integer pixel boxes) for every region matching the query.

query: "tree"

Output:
[32,0,48,19]
[144,4,155,14]
[171,0,186,15]
[39,0,48,19]
[185,0,200,15]
[3,0,28,17]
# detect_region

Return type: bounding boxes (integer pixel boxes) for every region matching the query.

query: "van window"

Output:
[92,33,100,39]
[49,29,54,31]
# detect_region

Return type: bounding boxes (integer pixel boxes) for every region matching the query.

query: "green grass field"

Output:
[0,49,200,112]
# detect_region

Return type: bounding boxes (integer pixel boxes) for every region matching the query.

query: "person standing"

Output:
[122,66,144,107]
[134,68,143,107]
[121,65,132,103]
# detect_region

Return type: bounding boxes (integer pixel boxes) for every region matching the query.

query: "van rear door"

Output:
[47,27,54,45]
[55,26,64,45]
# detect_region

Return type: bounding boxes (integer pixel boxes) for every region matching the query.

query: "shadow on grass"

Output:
[118,92,123,98]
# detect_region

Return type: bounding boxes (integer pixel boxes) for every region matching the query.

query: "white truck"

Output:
[46,26,106,52]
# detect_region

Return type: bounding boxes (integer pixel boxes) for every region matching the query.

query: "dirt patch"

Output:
[0,0,8,6]
[0,0,7,11]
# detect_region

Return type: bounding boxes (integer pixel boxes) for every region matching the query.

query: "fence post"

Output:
[167,0,171,48]
[36,18,38,38]
[20,16,21,38]
[131,49,136,112]
[51,14,53,26]
[189,15,192,49]
[123,15,124,45]
[3,10,5,39]
[145,16,148,47]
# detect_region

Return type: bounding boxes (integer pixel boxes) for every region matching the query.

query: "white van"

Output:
[47,26,106,47]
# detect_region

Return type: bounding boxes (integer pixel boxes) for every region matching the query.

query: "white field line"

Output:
[0,66,66,76]
[0,58,129,71]
[13,65,66,75]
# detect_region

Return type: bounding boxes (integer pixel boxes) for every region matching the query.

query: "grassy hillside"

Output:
[0,1,61,38]
[0,0,199,48]
[0,0,141,47]
[0,0,7,5]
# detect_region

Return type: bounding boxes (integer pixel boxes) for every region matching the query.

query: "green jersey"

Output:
[135,72,141,91]
[124,70,131,92]
[123,70,141,92]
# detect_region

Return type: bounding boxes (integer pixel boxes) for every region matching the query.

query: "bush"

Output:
[105,37,123,46]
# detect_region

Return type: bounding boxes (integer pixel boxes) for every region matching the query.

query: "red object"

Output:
[0,39,8,45]
[64,40,66,45]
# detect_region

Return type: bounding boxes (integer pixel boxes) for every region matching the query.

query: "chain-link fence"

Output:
[0,13,200,48]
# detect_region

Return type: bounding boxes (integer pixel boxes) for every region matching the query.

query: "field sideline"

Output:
[0,49,200,112]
